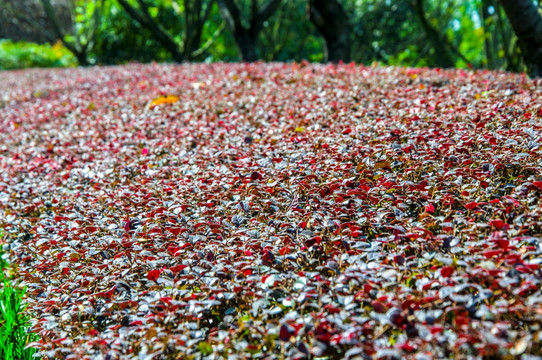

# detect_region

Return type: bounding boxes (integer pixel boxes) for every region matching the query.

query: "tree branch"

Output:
[118,0,184,61]
[200,0,215,26]
[413,0,454,68]
[258,0,282,25]
[1,1,57,44]
[40,0,77,53]
[217,0,243,32]
[190,22,225,58]
[85,0,104,54]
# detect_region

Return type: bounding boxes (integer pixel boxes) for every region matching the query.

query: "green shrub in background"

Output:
[0,231,40,360]
[0,39,77,70]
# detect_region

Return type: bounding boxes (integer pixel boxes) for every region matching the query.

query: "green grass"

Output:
[0,39,77,71]
[0,230,40,360]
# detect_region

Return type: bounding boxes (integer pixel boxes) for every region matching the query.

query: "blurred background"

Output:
[0,0,538,74]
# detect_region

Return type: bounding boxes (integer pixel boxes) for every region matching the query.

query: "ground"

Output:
[0,63,541,359]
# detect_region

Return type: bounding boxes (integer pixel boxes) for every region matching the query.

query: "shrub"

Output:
[0,39,76,70]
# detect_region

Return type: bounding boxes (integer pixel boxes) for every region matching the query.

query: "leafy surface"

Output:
[0,63,541,359]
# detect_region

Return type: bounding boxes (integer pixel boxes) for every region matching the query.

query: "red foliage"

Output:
[0,63,541,359]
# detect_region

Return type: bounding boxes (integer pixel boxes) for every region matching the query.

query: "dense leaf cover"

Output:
[1,63,542,359]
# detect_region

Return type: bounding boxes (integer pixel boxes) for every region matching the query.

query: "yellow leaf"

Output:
[150,95,179,108]
[374,160,390,169]
[294,127,304,133]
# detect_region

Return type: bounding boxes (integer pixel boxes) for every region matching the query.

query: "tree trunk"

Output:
[499,0,542,77]
[75,52,89,66]
[234,31,259,62]
[480,0,495,68]
[308,0,350,63]
[217,0,281,62]
[414,0,454,68]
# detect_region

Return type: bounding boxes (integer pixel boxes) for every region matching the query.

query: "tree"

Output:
[308,0,350,63]
[117,0,220,62]
[413,0,454,68]
[1,0,102,65]
[0,0,62,44]
[499,0,542,77]
[217,0,282,61]
[343,0,415,65]
[91,0,174,64]
[257,0,323,62]
[479,0,497,68]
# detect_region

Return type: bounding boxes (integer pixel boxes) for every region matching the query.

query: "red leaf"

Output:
[147,269,163,282]
[170,264,188,273]
[490,219,507,230]
[94,285,117,298]
[305,236,321,248]
[398,342,416,352]
[465,202,478,210]
[279,324,296,341]
[440,266,454,278]
[167,245,181,256]
[85,226,99,233]
[483,250,503,259]
[168,227,182,236]
[279,246,290,256]
[261,250,274,264]
[250,171,263,181]
[493,239,509,250]
[371,300,387,313]
[425,203,435,213]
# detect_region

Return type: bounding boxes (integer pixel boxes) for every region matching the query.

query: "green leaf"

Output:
[197,341,213,356]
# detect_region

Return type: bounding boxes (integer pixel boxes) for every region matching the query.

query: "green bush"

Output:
[0,39,77,70]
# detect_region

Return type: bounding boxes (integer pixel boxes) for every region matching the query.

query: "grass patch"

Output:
[0,230,40,360]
